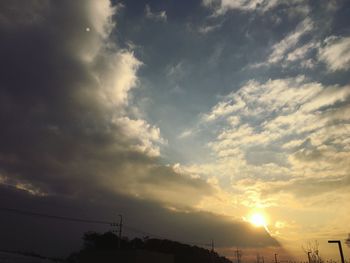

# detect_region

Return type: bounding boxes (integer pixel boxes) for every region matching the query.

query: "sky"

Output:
[0,0,349,261]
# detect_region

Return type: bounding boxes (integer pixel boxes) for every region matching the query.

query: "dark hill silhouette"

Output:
[67,231,232,263]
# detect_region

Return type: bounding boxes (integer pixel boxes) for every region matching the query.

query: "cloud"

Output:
[198,22,223,34]
[286,42,318,63]
[186,75,350,215]
[202,95,245,122]
[202,0,308,15]
[283,41,319,69]
[3,1,277,256]
[178,129,194,139]
[263,174,350,199]
[281,139,304,149]
[318,36,350,71]
[202,0,275,14]
[246,3,348,71]
[113,116,165,157]
[267,18,314,64]
[96,50,142,106]
[0,0,214,209]
[145,4,167,22]
[204,76,320,123]
[2,0,349,258]
[0,0,49,27]
[0,185,279,257]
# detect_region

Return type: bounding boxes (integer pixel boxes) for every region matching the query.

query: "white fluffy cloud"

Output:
[203,0,307,15]
[207,76,350,154]
[83,1,165,157]
[202,0,273,14]
[176,76,350,247]
[191,76,350,210]
[114,116,165,157]
[267,18,314,64]
[318,36,350,71]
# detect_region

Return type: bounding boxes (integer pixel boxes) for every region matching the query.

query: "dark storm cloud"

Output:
[0,0,211,200]
[0,0,278,255]
[0,0,118,194]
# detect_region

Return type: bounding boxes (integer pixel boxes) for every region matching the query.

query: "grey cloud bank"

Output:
[0,0,280,257]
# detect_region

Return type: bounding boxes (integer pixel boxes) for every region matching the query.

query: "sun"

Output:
[249,213,267,228]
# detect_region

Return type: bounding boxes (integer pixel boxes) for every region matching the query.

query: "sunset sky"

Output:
[0,0,349,261]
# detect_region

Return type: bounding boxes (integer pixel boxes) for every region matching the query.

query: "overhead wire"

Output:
[0,207,211,248]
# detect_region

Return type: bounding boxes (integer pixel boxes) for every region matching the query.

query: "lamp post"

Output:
[328,240,344,263]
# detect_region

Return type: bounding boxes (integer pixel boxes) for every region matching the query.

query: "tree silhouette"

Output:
[302,240,323,263]
[67,231,232,263]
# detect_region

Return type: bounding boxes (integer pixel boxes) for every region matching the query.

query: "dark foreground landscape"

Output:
[1,232,232,263]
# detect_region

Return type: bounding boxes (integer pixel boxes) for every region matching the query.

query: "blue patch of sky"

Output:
[111,0,350,164]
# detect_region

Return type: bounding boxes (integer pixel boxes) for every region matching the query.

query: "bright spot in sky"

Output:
[86,27,90,32]
[249,213,267,228]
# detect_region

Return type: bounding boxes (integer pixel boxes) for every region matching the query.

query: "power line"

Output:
[0,207,111,225]
[0,207,211,248]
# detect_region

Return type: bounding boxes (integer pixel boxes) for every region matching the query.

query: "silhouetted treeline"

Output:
[67,231,232,263]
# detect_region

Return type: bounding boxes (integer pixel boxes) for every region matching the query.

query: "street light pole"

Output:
[328,240,344,263]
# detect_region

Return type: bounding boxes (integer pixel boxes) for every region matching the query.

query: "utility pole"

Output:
[209,239,214,263]
[118,214,123,250]
[235,248,242,263]
[328,240,345,263]
[111,214,123,250]
[275,253,279,263]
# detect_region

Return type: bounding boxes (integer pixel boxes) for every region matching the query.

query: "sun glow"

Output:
[249,213,267,228]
